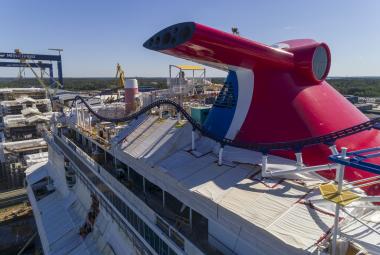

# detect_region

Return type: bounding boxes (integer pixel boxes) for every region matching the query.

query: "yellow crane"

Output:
[115,63,125,88]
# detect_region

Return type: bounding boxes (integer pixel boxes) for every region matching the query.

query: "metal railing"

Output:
[74,165,152,255]
[53,135,154,255]
[260,145,380,255]
[61,129,230,255]
[61,132,207,253]
[54,134,187,255]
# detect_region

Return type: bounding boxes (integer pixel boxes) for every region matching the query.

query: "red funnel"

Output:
[144,22,380,195]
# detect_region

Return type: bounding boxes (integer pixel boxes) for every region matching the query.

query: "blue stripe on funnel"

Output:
[203,71,238,139]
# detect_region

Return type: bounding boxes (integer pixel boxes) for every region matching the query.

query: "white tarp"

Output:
[117,117,378,254]
[153,135,336,254]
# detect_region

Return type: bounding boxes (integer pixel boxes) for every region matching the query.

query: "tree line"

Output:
[1,77,380,97]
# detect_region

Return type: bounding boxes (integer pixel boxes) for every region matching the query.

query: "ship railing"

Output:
[259,145,380,255]
[54,134,155,255]
[57,131,213,255]
[73,164,152,255]
[55,133,188,255]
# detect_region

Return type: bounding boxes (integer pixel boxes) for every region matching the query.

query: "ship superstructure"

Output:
[25,22,380,255]
[0,88,52,189]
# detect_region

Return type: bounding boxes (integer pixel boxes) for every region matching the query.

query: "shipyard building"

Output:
[0,88,52,190]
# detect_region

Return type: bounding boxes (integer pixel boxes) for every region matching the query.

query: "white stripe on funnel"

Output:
[225,68,254,139]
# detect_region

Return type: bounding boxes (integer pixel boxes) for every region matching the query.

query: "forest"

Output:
[1,77,380,97]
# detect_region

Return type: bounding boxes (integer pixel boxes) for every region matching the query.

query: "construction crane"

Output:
[0,49,64,103]
[0,49,63,86]
[112,63,126,103]
[115,63,125,88]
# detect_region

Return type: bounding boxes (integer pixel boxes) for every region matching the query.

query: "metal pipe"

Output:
[262,154,268,172]
[75,101,79,126]
[344,179,380,191]
[345,205,380,210]
[218,145,224,166]
[88,115,92,133]
[337,148,347,193]
[17,232,37,255]
[341,208,380,236]
[295,152,303,169]
[79,103,82,127]
[189,208,193,227]
[332,147,347,255]
[346,175,380,186]
[329,144,339,155]
[357,196,380,203]
[191,130,196,151]
[332,204,341,255]
[267,163,338,177]
[80,103,84,128]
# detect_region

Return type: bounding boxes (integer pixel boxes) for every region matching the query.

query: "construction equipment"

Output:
[115,63,126,88]
[0,49,64,104]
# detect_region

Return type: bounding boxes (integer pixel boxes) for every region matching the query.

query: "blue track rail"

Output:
[329,147,380,175]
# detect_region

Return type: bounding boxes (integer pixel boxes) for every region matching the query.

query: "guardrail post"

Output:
[332,147,347,255]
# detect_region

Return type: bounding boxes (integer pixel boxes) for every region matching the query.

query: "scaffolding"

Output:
[168,65,208,105]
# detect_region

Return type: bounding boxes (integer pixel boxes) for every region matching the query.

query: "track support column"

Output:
[218,144,224,166]
[332,147,347,255]
[295,152,303,170]
[191,129,196,151]
[329,144,339,155]
[262,153,268,172]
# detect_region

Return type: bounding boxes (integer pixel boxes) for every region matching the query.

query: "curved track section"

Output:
[71,95,380,152]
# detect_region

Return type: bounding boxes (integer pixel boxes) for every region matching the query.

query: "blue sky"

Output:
[1,0,380,78]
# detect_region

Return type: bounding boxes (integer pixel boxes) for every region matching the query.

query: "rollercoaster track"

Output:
[71,95,380,153]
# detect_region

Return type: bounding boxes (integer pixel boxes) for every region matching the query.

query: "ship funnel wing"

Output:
[143,22,294,71]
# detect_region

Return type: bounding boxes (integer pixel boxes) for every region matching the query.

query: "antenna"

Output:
[231,27,240,36]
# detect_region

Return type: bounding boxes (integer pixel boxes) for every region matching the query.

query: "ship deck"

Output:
[41,112,380,255]
[25,162,104,255]
[113,116,380,254]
